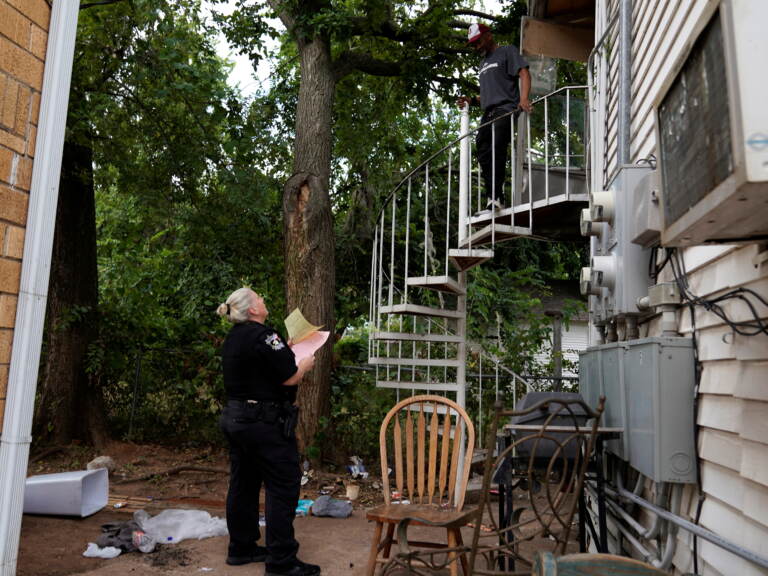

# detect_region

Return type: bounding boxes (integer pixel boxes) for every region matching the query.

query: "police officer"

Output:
[217,287,320,576]
[458,22,532,213]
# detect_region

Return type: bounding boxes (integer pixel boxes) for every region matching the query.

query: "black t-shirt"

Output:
[222,321,298,402]
[478,45,529,112]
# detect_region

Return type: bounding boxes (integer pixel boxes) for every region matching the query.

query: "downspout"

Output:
[618,0,632,164]
[0,2,81,575]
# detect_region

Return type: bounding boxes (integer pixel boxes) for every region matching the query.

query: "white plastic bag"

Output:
[134,509,228,544]
[83,542,121,558]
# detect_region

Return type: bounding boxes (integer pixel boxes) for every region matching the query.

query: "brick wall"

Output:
[0,0,50,430]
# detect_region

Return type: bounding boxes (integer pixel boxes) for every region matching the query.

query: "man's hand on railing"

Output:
[518,97,533,113]
[456,96,476,109]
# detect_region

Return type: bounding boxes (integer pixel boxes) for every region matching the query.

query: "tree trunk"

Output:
[284,36,336,456]
[34,139,107,447]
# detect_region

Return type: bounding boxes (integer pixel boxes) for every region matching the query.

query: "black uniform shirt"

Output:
[222,321,298,402]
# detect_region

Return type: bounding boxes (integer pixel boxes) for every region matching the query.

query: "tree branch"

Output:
[452,9,500,21]
[266,0,297,36]
[334,51,402,81]
[80,0,126,10]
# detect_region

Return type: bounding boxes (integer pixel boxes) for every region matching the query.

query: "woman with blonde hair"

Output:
[217,287,319,576]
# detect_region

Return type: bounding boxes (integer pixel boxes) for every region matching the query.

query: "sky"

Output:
[205,1,504,97]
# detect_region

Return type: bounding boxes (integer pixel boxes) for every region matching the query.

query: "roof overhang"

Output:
[522,0,595,62]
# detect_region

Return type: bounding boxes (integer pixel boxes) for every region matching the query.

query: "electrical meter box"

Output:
[624,337,697,483]
[579,343,629,458]
[580,337,697,483]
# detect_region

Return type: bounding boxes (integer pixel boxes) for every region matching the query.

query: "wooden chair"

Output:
[366,395,477,576]
[532,551,668,575]
[468,395,606,575]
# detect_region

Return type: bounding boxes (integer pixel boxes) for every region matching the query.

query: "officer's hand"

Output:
[518,98,533,113]
[299,355,315,374]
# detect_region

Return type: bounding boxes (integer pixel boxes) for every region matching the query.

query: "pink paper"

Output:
[291,331,330,365]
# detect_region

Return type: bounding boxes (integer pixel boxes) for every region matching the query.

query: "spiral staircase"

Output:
[368,86,589,414]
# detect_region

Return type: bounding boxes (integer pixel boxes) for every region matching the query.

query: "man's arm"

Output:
[518,67,532,113]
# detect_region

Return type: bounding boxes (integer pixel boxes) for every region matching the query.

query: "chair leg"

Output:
[447,527,459,576]
[366,521,383,576]
[454,527,470,575]
[383,523,396,558]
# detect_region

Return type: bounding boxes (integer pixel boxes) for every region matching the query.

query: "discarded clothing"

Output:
[96,519,143,552]
[310,495,353,518]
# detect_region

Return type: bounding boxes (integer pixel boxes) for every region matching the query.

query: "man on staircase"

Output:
[458,22,532,214]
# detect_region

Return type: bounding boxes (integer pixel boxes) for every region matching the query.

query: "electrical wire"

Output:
[667,248,768,336]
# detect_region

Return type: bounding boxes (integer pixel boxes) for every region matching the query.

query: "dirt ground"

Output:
[17,442,580,576]
[17,441,387,576]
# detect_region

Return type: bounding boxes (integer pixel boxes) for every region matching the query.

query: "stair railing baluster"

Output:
[404,178,412,304]
[545,95,550,203]
[527,112,533,232]
[446,150,452,278]
[510,113,516,229]
[424,164,430,280]
[566,88,571,200]
[389,191,396,308]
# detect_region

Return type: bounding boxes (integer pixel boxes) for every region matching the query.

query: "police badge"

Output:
[265,333,285,350]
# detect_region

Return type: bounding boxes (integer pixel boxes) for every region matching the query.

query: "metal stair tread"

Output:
[448,248,494,272]
[371,331,462,343]
[406,275,464,295]
[376,380,459,392]
[378,303,462,319]
[368,356,461,367]
[459,224,531,247]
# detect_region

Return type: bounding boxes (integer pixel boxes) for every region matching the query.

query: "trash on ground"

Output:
[347,456,368,479]
[134,509,227,543]
[24,468,108,517]
[96,518,156,553]
[311,495,353,518]
[259,514,266,527]
[295,499,314,517]
[87,456,117,472]
[345,483,360,501]
[113,502,128,509]
[83,543,121,559]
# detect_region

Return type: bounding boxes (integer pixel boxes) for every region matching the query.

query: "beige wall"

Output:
[0,0,50,431]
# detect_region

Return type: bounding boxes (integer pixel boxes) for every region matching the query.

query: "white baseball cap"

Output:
[467,23,490,44]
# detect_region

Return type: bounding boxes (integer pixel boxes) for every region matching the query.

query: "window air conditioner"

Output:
[657,0,768,246]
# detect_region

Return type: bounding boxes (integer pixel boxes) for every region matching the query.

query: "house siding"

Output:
[594,1,768,573]
[0,0,50,431]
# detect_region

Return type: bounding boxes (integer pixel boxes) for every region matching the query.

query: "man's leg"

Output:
[491,112,513,206]
[476,112,494,206]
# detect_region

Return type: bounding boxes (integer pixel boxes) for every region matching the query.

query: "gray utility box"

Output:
[579,342,629,459]
[579,337,697,483]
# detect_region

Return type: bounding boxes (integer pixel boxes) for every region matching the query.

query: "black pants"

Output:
[220,403,300,568]
[476,107,517,204]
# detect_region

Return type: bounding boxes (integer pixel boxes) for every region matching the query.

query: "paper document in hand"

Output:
[291,330,330,365]
[284,308,324,344]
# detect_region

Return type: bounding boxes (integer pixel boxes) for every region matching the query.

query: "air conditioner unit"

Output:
[657,0,768,246]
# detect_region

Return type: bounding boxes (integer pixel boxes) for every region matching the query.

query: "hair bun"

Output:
[216,302,229,317]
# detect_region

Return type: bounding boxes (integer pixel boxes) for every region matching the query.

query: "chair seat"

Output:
[366,503,477,528]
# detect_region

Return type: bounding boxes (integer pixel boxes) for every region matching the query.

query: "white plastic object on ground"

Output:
[133,509,228,544]
[83,543,121,559]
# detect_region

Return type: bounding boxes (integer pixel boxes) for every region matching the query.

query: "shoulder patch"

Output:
[265,332,285,351]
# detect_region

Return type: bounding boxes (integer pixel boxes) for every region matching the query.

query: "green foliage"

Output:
[68,0,287,442]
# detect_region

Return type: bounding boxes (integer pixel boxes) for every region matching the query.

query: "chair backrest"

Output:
[379,395,475,509]
[469,395,606,574]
